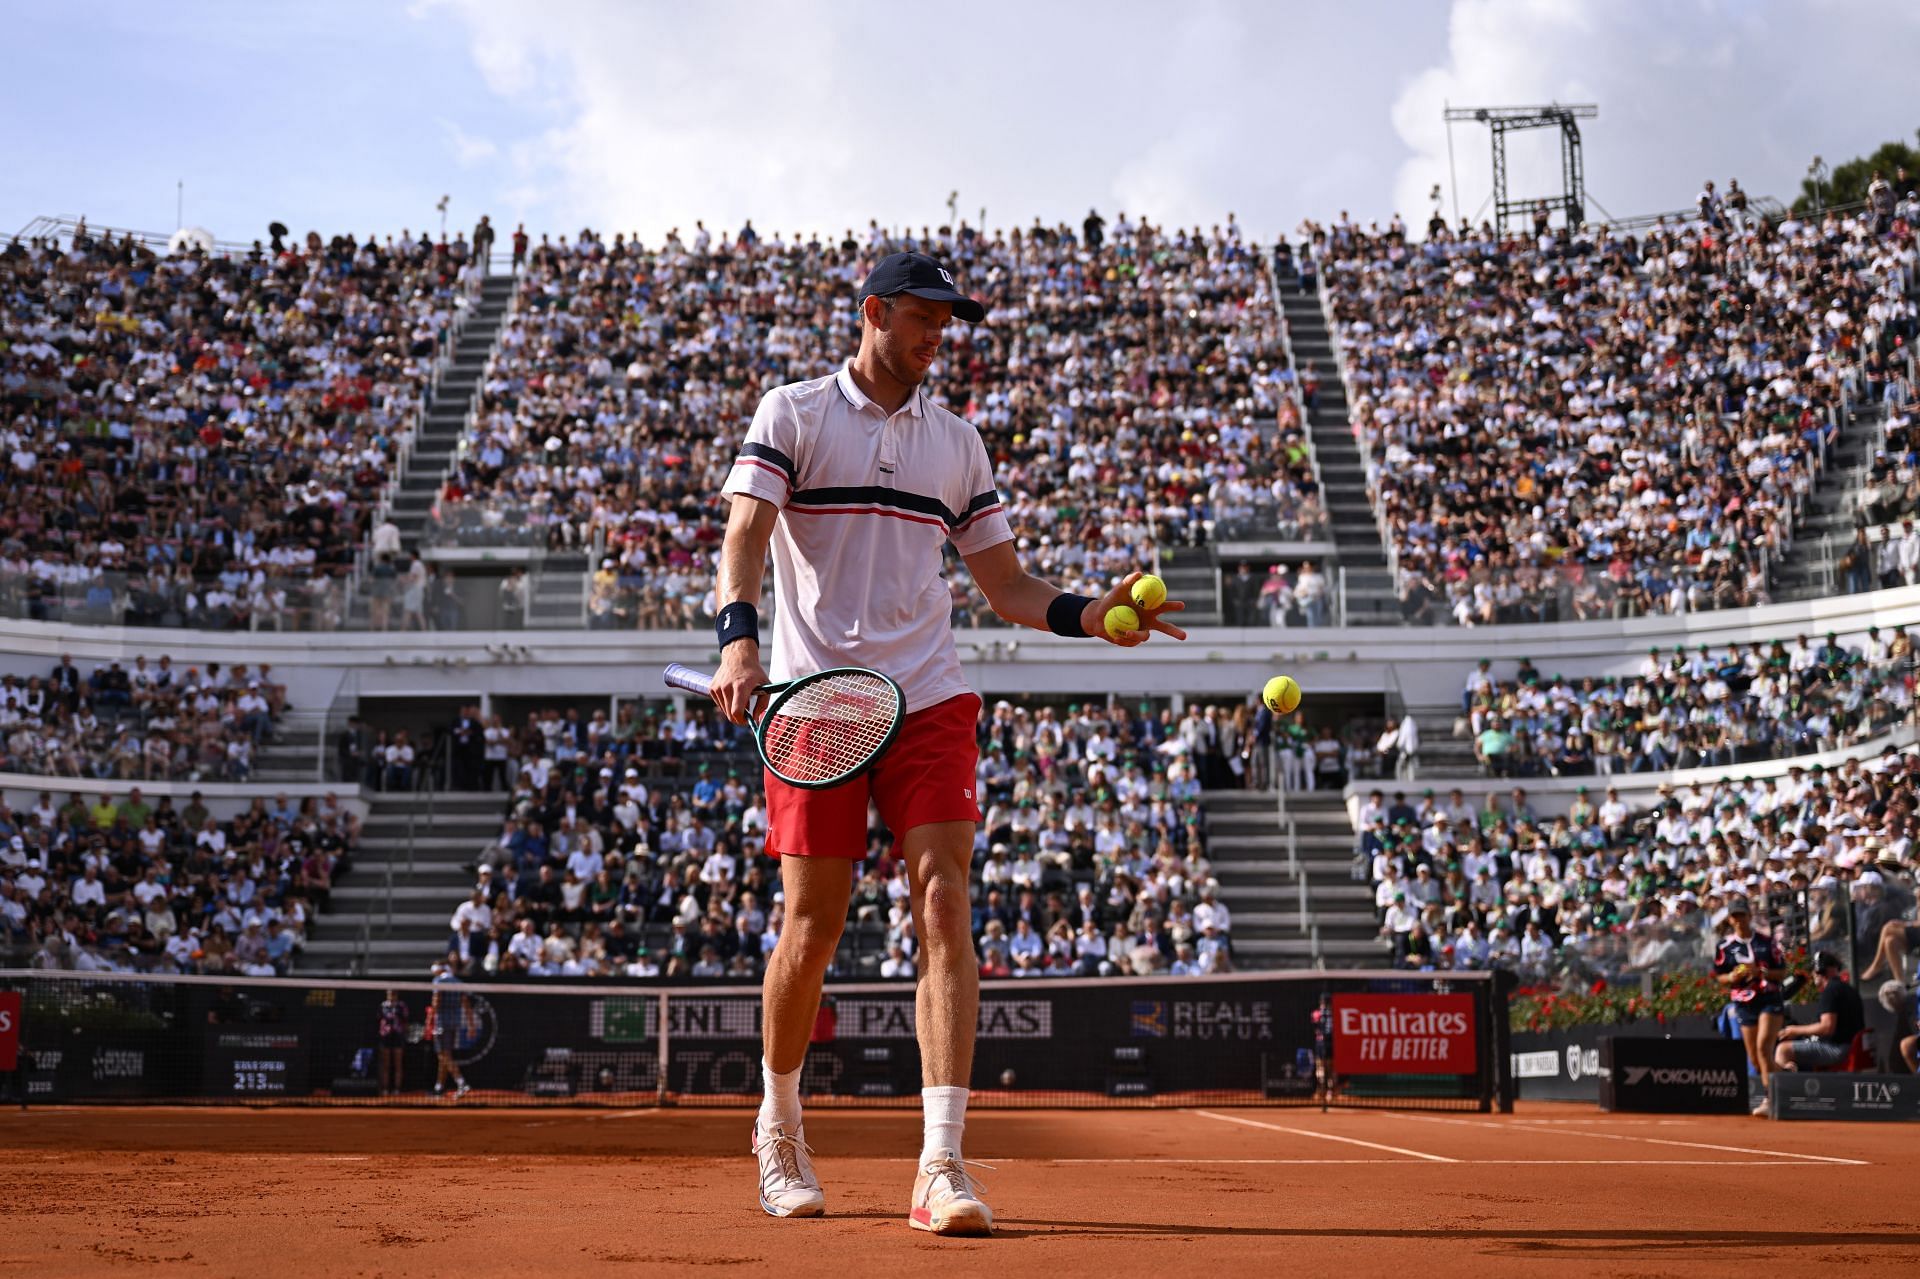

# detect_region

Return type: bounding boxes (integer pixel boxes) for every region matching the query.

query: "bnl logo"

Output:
[1131,1001,1167,1039]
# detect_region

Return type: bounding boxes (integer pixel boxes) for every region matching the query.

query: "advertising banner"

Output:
[1599,1035,1748,1113]
[1509,1018,1721,1102]
[1331,993,1478,1075]
[0,990,18,1071]
[1770,1072,1920,1122]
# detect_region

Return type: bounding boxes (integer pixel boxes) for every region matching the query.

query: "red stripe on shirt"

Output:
[734,458,792,489]
[953,502,1004,533]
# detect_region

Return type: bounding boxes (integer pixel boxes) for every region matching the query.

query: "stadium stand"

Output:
[359,696,1278,980]
[0,224,479,629]
[1,782,359,976]
[424,216,1317,629]
[4,189,1919,994]
[0,653,290,782]
[1464,634,1915,777]
[1354,744,1920,985]
[1317,202,1918,625]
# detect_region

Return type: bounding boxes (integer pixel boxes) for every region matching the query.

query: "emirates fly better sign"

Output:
[1331,993,1478,1074]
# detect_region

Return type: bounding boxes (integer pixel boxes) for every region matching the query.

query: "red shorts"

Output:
[765,693,982,858]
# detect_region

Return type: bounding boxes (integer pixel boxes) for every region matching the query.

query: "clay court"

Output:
[4,1104,1915,1276]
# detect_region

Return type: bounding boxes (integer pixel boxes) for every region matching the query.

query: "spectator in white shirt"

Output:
[70,866,107,912]
[880,943,916,979]
[450,888,492,936]
[1192,882,1232,933]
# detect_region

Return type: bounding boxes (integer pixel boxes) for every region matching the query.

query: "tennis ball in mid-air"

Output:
[1130,574,1167,610]
[1263,675,1302,714]
[1104,604,1141,639]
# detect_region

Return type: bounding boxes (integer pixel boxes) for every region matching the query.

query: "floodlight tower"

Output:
[1444,103,1598,236]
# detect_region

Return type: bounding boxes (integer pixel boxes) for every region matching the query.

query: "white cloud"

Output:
[440,118,498,167]
[422,0,1920,243]
[1391,0,1920,231]
[423,0,1411,241]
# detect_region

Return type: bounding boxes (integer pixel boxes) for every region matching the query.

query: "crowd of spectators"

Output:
[1,653,288,783]
[4,784,359,975]
[0,222,478,630]
[1314,195,1918,626]
[1357,746,1919,993]
[1465,634,1916,779]
[429,213,1320,628]
[433,694,1259,981]
[1220,559,1337,627]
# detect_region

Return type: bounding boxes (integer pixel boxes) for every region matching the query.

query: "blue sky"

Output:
[5,1,1918,247]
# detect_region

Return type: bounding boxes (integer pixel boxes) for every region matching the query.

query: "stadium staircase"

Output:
[1203,788,1383,967]
[1157,545,1222,626]
[301,790,503,977]
[1282,793,1387,966]
[526,554,591,626]
[1276,280,1399,624]
[1397,704,1481,780]
[384,275,517,552]
[1774,399,1883,602]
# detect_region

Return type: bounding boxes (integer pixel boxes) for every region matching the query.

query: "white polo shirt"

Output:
[722,363,1013,712]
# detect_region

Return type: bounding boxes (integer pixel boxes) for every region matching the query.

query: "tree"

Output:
[1794,129,1920,213]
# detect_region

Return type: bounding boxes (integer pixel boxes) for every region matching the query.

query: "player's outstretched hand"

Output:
[1083,571,1188,647]
[711,643,770,725]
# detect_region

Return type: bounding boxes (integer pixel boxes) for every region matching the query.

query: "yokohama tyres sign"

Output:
[1331,993,1478,1075]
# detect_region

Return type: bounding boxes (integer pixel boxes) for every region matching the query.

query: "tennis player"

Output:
[709,251,1184,1234]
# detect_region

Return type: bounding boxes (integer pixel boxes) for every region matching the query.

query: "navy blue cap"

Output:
[857,252,985,322]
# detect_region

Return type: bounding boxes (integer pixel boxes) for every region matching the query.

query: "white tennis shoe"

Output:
[909,1149,993,1236]
[752,1122,825,1218]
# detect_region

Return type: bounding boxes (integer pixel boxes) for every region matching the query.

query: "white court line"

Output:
[1186,1108,1458,1162]
[1029,1158,1836,1167]
[1396,1112,1871,1167]
[520,1109,666,1127]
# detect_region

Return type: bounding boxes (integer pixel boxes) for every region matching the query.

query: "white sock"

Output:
[921,1086,968,1163]
[759,1058,802,1133]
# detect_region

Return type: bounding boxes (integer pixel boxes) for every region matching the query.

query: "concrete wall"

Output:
[0,583,1916,715]
[0,777,369,824]
[1338,725,1920,832]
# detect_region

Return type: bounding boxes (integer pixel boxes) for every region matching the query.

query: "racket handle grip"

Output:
[662,663,713,695]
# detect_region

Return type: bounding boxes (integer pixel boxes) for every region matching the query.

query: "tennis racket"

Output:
[662,662,905,790]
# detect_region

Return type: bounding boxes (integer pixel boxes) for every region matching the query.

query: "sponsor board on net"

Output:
[1130,999,1274,1042]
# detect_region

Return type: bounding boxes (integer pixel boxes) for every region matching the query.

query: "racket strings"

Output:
[763,675,899,784]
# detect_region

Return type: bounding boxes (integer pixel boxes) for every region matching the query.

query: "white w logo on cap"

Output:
[938,268,954,285]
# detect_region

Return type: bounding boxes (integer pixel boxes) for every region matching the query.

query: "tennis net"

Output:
[0,968,1513,1112]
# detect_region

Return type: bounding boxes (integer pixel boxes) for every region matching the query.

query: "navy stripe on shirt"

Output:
[788,484,1000,530]
[738,441,797,482]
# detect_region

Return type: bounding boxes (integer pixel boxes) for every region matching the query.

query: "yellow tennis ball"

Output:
[1130,574,1167,610]
[1263,675,1302,714]
[1104,604,1141,639]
